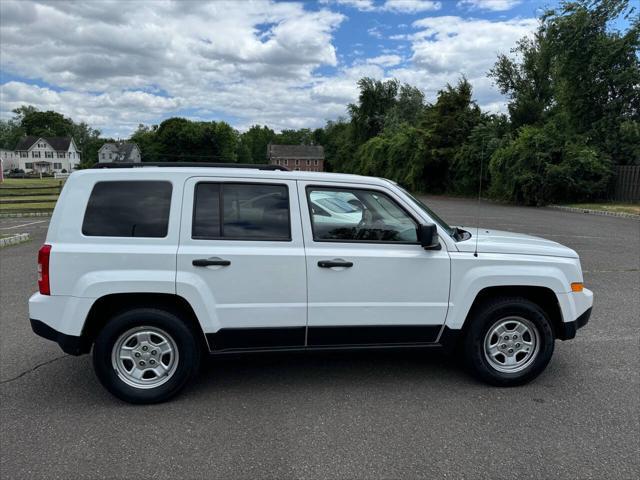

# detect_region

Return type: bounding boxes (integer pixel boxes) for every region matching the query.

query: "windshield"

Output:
[395,185,455,237]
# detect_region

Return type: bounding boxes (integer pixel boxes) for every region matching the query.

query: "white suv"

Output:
[29,163,593,403]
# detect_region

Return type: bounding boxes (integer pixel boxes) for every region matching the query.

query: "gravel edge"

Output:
[0,233,31,248]
[0,212,52,218]
[548,205,640,220]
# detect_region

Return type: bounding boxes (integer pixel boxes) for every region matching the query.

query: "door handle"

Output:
[192,257,231,267]
[318,260,353,268]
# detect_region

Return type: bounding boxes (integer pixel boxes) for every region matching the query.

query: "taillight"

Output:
[38,244,52,295]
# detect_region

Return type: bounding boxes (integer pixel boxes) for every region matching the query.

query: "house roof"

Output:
[268,144,324,159]
[15,136,75,152]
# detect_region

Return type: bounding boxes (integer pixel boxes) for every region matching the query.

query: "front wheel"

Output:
[463,297,555,386]
[93,308,201,404]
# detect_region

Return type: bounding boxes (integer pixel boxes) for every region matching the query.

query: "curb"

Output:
[0,233,30,248]
[549,205,640,220]
[0,212,52,218]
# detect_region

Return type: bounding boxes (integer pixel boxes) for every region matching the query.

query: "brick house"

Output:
[267,144,324,172]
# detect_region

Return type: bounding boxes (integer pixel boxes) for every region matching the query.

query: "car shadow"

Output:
[187,347,467,397]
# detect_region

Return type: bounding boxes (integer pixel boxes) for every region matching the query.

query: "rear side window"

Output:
[82,181,172,237]
[193,183,290,241]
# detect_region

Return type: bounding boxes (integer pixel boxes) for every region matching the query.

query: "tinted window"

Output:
[193,183,290,241]
[82,181,172,237]
[308,188,417,243]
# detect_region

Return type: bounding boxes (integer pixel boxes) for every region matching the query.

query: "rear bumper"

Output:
[30,318,88,355]
[556,307,591,341]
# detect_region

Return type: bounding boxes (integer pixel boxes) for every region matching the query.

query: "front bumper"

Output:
[556,307,591,341]
[30,318,88,355]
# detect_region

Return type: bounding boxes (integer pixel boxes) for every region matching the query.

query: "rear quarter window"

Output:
[82,181,172,237]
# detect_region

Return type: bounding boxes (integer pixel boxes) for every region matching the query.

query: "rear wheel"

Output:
[463,297,555,386]
[93,308,201,404]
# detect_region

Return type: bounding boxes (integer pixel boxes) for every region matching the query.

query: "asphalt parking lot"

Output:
[1,197,638,479]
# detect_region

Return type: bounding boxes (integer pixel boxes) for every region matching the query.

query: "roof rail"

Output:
[91,162,289,171]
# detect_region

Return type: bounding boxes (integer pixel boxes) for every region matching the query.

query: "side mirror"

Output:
[418,223,440,250]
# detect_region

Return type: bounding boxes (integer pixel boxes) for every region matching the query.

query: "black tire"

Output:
[93,308,201,404]
[462,297,555,386]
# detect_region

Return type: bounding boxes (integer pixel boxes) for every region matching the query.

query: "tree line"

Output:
[1,0,637,205]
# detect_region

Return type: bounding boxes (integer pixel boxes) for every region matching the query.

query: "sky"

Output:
[0,0,564,138]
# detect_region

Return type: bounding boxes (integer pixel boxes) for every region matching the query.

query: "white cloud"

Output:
[0,1,536,136]
[0,0,347,135]
[321,0,441,14]
[319,0,376,11]
[384,15,536,111]
[409,16,536,74]
[367,55,403,67]
[381,1,442,14]
[0,81,182,138]
[457,0,522,12]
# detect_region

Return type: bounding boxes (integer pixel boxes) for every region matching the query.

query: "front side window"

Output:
[307,187,417,243]
[82,181,172,237]
[193,183,290,241]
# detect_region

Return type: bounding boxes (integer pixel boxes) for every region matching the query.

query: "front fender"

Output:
[446,252,583,330]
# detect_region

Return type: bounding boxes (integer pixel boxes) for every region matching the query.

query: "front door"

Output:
[177,177,307,352]
[298,182,451,346]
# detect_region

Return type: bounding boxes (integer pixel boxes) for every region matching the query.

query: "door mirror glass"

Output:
[418,223,440,250]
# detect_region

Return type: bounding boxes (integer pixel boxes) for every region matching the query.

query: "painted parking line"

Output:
[0,220,48,230]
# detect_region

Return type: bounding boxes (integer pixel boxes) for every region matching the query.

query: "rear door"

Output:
[298,181,451,346]
[176,176,307,352]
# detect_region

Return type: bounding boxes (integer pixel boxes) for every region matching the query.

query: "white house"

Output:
[98,142,141,163]
[12,136,81,173]
[0,149,19,171]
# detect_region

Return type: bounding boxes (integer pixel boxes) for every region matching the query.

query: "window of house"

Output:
[306,160,311,166]
[58,152,65,158]
[295,159,300,166]
[314,160,319,166]
[20,152,28,158]
[45,152,53,158]
[32,151,41,158]
[54,163,62,169]
[82,181,172,237]
[306,187,418,243]
[25,163,33,169]
[193,183,290,241]
[283,159,288,166]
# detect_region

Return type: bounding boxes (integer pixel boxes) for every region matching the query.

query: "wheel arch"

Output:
[460,286,564,339]
[81,293,209,353]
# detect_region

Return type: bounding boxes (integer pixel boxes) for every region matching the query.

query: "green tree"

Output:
[348,78,399,143]
[383,83,427,135]
[418,78,482,192]
[240,125,275,163]
[451,114,511,196]
[274,128,314,145]
[20,109,75,137]
[130,124,162,162]
[491,0,640,164]
[489,120,611,205]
